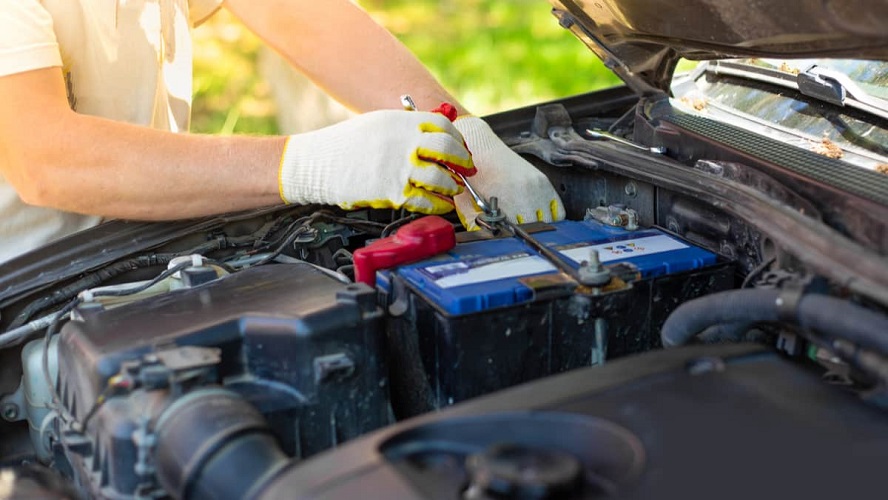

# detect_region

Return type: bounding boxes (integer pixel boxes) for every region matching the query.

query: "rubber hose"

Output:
[661,289,781,347]
[697,322,755,344]
[798,294,888,354]
[661,290,888,354]
[154,389,289,500]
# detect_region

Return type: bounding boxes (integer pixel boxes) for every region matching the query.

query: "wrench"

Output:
[399,95,494,215]
[585,129,667,154]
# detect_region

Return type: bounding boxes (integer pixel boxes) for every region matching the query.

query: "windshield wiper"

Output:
[798,65,888,119]
[707,61,888,121]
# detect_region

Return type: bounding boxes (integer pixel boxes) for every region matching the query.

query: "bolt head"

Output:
[2,404,19,420]
[624,182,638,198]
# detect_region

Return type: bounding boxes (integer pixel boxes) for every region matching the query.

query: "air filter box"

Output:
[56,264,389,497]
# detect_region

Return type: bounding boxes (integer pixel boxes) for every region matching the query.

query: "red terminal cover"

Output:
[353,216,456,287]
[431,103,459,122]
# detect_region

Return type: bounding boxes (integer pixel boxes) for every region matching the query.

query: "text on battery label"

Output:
[559,235,689,264]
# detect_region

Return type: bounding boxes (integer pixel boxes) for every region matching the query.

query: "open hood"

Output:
[549,0,888,94]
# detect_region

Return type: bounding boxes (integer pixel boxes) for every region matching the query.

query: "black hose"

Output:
[661,290,888,355]
[798,295,888,355]
[662,290,780,347]
[154,389,289,500]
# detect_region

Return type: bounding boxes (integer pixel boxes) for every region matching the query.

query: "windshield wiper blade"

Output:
[798,65,888,119]
[708,61,888,121]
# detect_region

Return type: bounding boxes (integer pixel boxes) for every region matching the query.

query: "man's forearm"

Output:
[0,68,285,220]
[224,0,470,115]
[14,112,286,220]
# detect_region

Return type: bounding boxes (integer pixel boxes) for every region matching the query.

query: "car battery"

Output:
[378,219,735,415]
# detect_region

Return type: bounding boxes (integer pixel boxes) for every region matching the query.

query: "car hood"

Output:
[549,0,888,94]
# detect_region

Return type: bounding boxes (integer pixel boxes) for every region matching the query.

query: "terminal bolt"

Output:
[578,249,611,286]
[477,196,506,225]
[585,205,640,231]
[626,210,639,231]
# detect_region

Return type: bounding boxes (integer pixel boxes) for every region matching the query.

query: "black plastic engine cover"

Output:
[56,263,389,497]
[259,344,888,499]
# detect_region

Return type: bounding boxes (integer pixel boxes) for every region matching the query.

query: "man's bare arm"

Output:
[0,67,285,220]
[223,0,469,115]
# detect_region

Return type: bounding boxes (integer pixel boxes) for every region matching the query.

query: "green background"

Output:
[190,1,622,135]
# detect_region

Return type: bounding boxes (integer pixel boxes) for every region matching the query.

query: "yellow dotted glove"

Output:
[453,116,566,229]
[279,110,475,213]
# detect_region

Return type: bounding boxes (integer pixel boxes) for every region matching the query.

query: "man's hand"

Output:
[453,116,566,229]
[279,110,475,213]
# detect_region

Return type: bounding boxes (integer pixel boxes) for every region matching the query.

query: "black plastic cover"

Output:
[56,263,389,497]
[258,343,888,499]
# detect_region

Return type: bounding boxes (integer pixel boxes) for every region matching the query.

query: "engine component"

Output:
[585,204,639,230]
[378,218,733,416]
[43,263,388,499]
[257,344,888,499]
[661,289,888,354]
[154,389,289,500]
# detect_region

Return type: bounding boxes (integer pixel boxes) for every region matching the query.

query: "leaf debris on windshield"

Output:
[679,96,708,111]
[779,62,800,75]
[811,137,844,159]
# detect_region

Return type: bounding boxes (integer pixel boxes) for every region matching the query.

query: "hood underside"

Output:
[549,0,888,94]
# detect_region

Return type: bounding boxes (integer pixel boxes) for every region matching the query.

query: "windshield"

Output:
[672,58,888,171]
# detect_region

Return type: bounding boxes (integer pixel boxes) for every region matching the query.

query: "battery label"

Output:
[385,220,719,316]
[422,235,690,289]
[422,252,556,289]
[559,235,689,264]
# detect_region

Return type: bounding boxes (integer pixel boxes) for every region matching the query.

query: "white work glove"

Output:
[279,110,475,213]
[453,116,566,229]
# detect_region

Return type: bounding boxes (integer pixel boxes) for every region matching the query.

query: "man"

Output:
[0,0,565,262]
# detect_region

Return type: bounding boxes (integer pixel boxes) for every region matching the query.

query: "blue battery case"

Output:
[378,220,717,315]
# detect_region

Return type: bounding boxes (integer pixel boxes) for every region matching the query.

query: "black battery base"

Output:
[384,261,735,418]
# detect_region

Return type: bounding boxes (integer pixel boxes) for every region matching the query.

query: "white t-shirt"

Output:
[0,0,223,263]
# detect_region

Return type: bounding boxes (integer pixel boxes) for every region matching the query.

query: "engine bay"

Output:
[1,90,888,499]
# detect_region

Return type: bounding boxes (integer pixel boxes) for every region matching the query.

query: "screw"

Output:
[2,404,19,421]
[588,249,602,271]
[624,182,638,198]
[666,217,681,234]
[606,205,624,227]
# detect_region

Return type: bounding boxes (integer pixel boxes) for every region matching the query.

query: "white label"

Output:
[559,235,688,264]
[424,253,556,289]
[421,234,688,290]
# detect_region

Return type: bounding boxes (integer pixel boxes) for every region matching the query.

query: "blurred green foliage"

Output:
[191,1,622,134]
[192,12,278,135]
